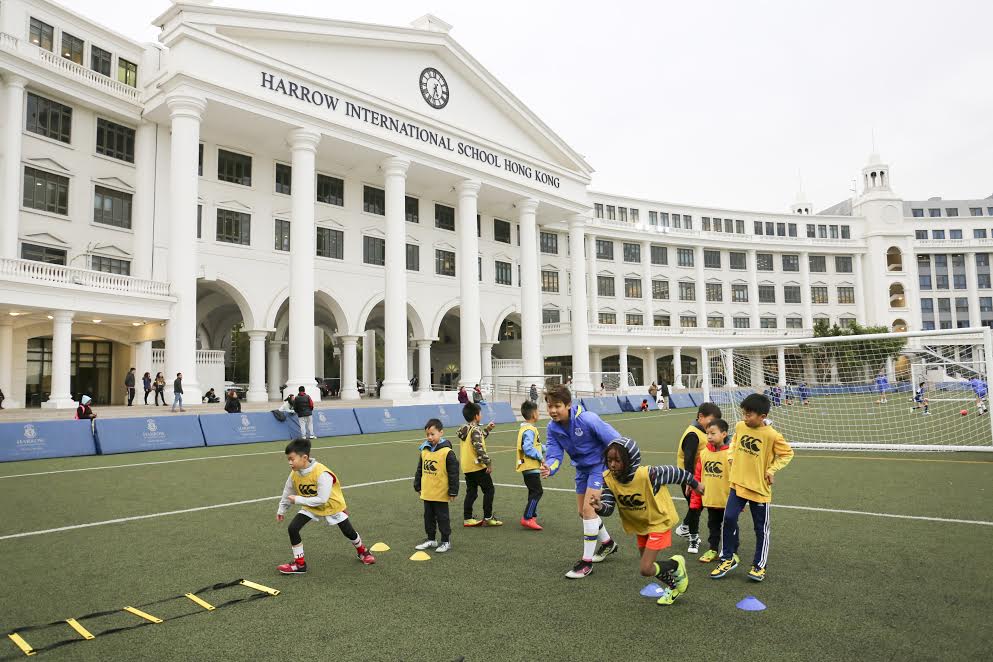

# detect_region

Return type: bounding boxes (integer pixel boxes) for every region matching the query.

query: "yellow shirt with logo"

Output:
[515,423,542,472]
[676,424,708,470]
[420,445,453,502]
[290,462,347,517]
[728,421,794,503]
[602,466,679,535]
[698,444,731,509]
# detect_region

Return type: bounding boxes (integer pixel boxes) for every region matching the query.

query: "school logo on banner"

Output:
[146,419,158,433]
[23,424,36,439]
[318,412,327,424]
[241,415,251,428]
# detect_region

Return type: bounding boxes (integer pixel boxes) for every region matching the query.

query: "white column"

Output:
[407,345,415,383]
[800,251,814,329]
[285,128,322,400]
[618,345,629,393]
[569,217,593,390]
[587,232,598,322]
[416,339,433,394]
[518,198,542,376]
[42,311,74,408]
[724,348,737,387]
[339,335,361,401]
[695,246,707,325]
[646,347,657,385]
[164,94,207,403]
[0,320,19,408]
[672,346,684,388]
[246,330,268,402]
[641,240,653,325]
[380,156,412,400]
[457,180,482,386]
[777,346,787,386]
[480,342,495,385]
[363,329,376,390]
[267,340,285,400]
[131,121,157,280]
[0,74,27,259]
[748,249,761,327]
[134,340,153,379]
[855,252,867,324]
[966,251,981,328]
[314,327,325,379]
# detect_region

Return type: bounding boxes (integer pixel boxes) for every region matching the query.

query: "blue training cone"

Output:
[639,583,666,598]
[736,596,766,611]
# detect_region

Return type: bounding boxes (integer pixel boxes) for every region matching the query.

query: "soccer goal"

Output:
[589,371,637,394]
[700,327,993,452]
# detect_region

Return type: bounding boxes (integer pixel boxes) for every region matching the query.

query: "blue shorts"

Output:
[574,464,606,494]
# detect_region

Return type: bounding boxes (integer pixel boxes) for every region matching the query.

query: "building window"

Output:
[761,317,777,329]
[316,174,344,206]
[811,286,828,304]
[90,45,112,76]
[540,232,558,254]
[785,317,803,329]
[216,209,251,245]
[626,313,643,326]
[23,166,69,215]
[543,309,561,324]
[274,219,290,251]
[981,297,993,313]
[89,255,130,275]
[93,186,132,229]
[623,243,641,263]
[817,225,827,238]
[706,283,723,302]
[935,274,948,289]
[650,245,667,265]
[317,227,343,259]
[841,226,851,239]
[980,275,992,289]
[683,216,693,230]
[435,204,455,231]
[597,275,615,297]
[198,143,203,176]
[495,260,513,285]
[217,149,252,186]
[928,208,941,218]
[733,317,750,329]
[838,286,855,304]
[829,225,839,239]
[788,223,797,237]
[707,315,724,329]
[654,314,671,327]
[758,284,776,303]
[756,221,765,235]
[361,236,385,265]
[630,208,639,223]
[618,207,628,222]
[594,203,603,219]
[737,220,747,234]
[363,185,385,215]
[398,242,418,271]
[937,298,951,313]
[915,230,928,239]
[912,208,924,218]
[704,250,721,269]
[680,315,697,328]
[606,205,616,220]
[95,118,135,163]
[782,254,799,272]
[835,256,853,273]
[920,299,934,313]
[767,222,775,235]
[703,217,711,232]
[652,280,669,300]
[679,282,696,301]
[756,253,773,271]
[58,30,84,64]
[649,211,658,225]
[946,208,959,217]
[729,252,746,270]
[732,283,749,303]
[777,222,786,237]
[29,17,54,51]
[809,255,827,272]
[435,249,455,276]
[659,212,670,227]
[954,274,967,289]
[402,196,419,223]
[956,297,969,313]
[491,218,511,244]
[784,285,801,304]
[806,224,815,238]
[599,312,617,325]
[272,163,292,195]
[624,278,643,298]
[933,230,945,239]
[26,93,72,143]
[21,242,66,264]
[541,270,560,293]
[197,205,202,238]
[677,248,694,267]
[950,229,963,240]
[596,239,614,260]
[118,58,138,87]
[974,229,988,239]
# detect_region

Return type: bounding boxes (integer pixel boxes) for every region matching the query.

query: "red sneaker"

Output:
[357,551,376,565]
[520,517,543,531]
[277,558,307,574]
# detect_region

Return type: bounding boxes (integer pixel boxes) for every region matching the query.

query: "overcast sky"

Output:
[73,0,993,212]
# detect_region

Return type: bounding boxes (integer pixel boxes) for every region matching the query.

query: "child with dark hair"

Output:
[674,402,722,554]
[696,419,731,563]
[517,400,544,530]
[457,403,500,527]
[414,419,459,553]
[275,438,375,574]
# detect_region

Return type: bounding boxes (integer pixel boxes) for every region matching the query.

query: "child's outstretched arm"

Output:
[276,474,294,521]
[521,428,542,461]
[648,465,703,495]
[541,429,564,477]
[292,472,334,507]
[592,486,616,517]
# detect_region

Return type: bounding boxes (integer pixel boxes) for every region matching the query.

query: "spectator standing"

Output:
[224,389,242,413]
[658,379,670,410]
[172,373,185,412]
[142,372,152,405]
[154,372,166,406]
[124,368,136,406]
[529,383,539,404]
[294,386,316,439]
[649,382,658,402]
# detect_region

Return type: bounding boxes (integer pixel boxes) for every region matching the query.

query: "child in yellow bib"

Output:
[695,419,731,563]
[711,394,793,583]
[413,419,460,553]
[275,438,376,573]
[516,401,544,530]
[591,437,703,606]
[457,402,501,527]
[675,402,722,554]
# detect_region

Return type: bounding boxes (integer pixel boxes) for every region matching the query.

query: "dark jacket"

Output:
[293,393,314,417]
[173,378,183,394]
[124,372,135,388]
[224,396,241,413]
[413,439,460,497]
[142,375,152,391]
[457,389,469,404]
[76,404,96,420]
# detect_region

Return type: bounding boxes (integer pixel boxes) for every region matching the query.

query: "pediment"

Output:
[22,231,70,246]
[93,176,134,192]
[25,157,71,174]
[217,200,253,212]
[91,243,132,258]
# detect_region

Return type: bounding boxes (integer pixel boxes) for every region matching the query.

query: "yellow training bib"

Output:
[515,423,542,472]
[676,424,708,470]
[420,446,452,502]
[698,445,731,509]
[290,462,346,517]
[602,465,678,535]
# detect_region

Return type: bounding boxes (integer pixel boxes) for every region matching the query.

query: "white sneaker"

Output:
[688,536,700,554]
[436,542,451,553]
[674,524,690,538]
[415,540,438,550]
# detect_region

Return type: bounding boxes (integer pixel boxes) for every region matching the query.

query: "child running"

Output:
[414,418,459,553]
[674,402,722,554]
[457,403,502,527]
[696,419,731,563]
[590,437,702,605]
[912,382,930,415]
[275,438,375,574]
[542,384,622,579]
[970,377,988,415]
[711,394,793,582]
[516,400,544,530]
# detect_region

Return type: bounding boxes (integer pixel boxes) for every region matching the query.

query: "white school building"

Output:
[0,0,990,409]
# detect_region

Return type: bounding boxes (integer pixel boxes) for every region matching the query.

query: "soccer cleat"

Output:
[671,555,689,593]
[687,535,700,554]
[565,559,594,579]
[748,565,766,582]
[710,554,739,579]
[463,518,484,527]
[357,551,376,565]
[436,542,451,553]
[699,549,719,563]
[482,517,503,527]
[277,558,307,574]
[415,539,438,550]
[656,586,680,606]
[674,524,690,538]
[592,539,619,562]
[520,517,543,530]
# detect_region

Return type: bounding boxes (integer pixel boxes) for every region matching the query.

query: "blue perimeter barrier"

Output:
[353,401,518,435]
[310,409,362,438]
[617,395,658,412]
[0,420,97,462]
[668,392,695,409]
[579,396,624,415]
[94,415,206,455]
[200,412,294,446]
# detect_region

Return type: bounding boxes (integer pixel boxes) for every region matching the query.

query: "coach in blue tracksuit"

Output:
[541,384,622,579]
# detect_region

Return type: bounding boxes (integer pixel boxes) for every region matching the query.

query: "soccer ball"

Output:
[961,409,969,416]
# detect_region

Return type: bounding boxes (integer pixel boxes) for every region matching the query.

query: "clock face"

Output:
[419,67,449,109]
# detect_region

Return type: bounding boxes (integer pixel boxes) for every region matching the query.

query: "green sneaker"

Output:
[656,586,680,606]
[710,554,739,579]
[463,518,483,527]
[482,517,503,527]
[748,565,766,582]
[671,555,689,593]
[699,549,719,563]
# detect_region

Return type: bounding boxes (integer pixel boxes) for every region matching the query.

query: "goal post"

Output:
[701,327,993,452]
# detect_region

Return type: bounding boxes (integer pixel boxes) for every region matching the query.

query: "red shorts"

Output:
[636,530,672,551]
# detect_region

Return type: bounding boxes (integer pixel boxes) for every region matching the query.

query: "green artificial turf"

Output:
[1,410,991,661]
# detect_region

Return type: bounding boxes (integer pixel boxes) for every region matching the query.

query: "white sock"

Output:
[582,519,599,561]
[596,518,611,544]
[291,544,304,559]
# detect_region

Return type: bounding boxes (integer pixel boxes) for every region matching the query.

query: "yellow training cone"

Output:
[409,551,431,561]
[370,542,390,552]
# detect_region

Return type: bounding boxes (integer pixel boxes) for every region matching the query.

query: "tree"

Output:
[804,321,908,383]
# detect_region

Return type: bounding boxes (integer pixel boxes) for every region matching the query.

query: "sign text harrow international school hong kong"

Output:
[260,72,561,189]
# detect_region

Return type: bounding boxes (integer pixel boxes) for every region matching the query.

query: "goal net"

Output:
[589,371,637,393]
[701,327,993,452]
